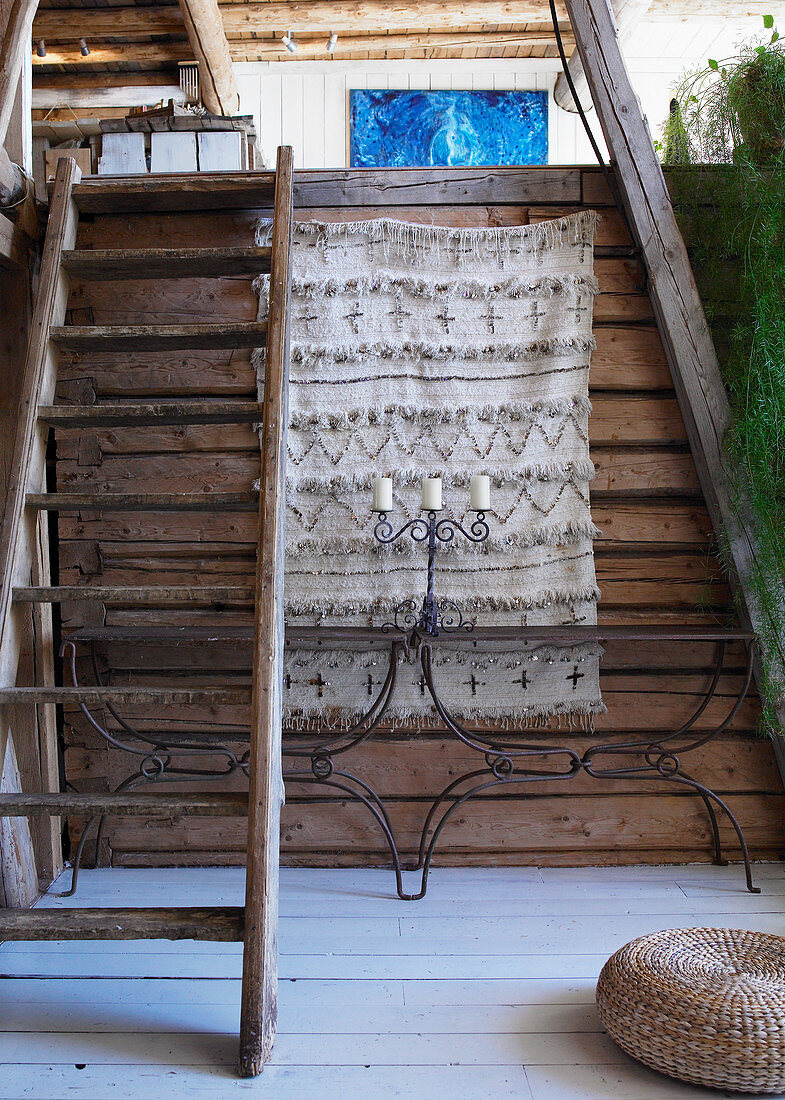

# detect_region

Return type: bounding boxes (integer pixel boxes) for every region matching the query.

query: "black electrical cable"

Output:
[548,0,621,207]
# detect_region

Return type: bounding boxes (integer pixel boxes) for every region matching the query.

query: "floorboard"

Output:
[0,865,783,1099]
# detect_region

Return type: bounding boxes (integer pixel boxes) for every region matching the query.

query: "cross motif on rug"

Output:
[388,296,412,331]
[436,304,456,334]
[463,673,486,697]
[516,669,530,692]
[297,307,319,336]
[366,672,382,697]
[567,665,585,690]
[310,672,329,698]
[344,301,364,335]
[529,301,546,328]
[572,298,588,324]
[483,303,499,334]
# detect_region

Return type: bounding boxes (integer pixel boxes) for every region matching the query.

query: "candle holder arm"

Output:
[373,513,431,545]
[434,512,489,544]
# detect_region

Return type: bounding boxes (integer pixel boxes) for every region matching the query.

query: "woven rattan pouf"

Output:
[596,927,785,1094]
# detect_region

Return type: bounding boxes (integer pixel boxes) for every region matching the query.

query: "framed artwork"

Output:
[349,89,548,168]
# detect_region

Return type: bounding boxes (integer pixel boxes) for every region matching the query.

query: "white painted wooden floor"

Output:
[1,864,785,1099]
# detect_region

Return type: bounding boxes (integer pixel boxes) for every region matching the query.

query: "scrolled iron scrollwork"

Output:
[59,627,760,900]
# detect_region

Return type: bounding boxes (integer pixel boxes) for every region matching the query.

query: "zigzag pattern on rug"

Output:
[254,213,604,728]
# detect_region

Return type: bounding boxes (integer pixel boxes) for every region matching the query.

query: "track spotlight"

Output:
[79,37,90,56]
[326,31,338,54]
[281,30,298,53]
[36,39,46,57]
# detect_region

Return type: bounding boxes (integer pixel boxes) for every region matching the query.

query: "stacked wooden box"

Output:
[98,114,259,175]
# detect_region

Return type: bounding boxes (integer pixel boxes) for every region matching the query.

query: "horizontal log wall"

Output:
[55,166,785,869]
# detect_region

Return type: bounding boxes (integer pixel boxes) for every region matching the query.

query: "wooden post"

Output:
[563,0,785,742]
[0,157,80,905]
[238,145,293,1078]
[176,0,240,117]
[0,0,38,146]
[554,0,652,112]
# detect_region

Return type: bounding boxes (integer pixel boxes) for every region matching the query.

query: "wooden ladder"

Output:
[0,146,294,1077]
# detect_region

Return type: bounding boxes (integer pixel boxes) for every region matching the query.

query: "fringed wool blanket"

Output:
[254,213,604,729]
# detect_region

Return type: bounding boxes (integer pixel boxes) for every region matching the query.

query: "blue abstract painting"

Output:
[349,90,548,168]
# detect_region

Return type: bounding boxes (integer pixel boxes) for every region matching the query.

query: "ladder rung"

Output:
[14,585,254,604]
[0,907,245,942]
[0,792,248,817]
[49,322,267,352]
[38,402,263,428]
[71,173,277,214]
[26,492,258,512]
[62,246,272,280]
[0,686,250,705]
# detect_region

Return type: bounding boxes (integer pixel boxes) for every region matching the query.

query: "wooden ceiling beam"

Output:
[177,0,239,115]
[32,30,574,67]
[32,0,779,43]
[34,2,562,41]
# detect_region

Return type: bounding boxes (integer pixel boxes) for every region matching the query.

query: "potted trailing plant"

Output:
[663,15,785,166]
[660,17,785,727]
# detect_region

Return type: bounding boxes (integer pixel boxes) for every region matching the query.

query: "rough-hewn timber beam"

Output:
[32,30,574,68]
[555,0,652,112]
[230,30,572,59]
[563,0,785,747]
[1,0,38,144]
[177,0,239,116]
[30,0,781,41]
[35,1,557,40]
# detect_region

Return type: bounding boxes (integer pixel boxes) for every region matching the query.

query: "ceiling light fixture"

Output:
[35,38,46,57]
[79,37,90,56]
[281,30,298,53]
[326,31,338,54]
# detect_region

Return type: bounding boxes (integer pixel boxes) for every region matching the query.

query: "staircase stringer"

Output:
[0,156,81,904]
[564,0,785,771]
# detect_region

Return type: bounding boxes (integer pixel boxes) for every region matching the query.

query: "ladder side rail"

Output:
[238,144,294,1078]
[0,157,81,906]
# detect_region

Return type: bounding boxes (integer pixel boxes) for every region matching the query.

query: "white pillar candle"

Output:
[421,477,443,511]
[372,476,393,512]
[470,474,491,511]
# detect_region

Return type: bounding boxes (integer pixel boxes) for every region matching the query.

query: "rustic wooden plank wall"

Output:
[54,166,785,869]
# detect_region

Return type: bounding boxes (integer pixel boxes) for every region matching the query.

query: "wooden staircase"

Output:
[0,147,294,1077]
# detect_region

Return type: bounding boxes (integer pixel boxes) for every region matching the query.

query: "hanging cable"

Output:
[548,0,620,208]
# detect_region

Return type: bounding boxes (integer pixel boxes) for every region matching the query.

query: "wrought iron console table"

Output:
[59,622,759,899]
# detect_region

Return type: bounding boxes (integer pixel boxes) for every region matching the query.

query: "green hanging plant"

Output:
[661,18,785,728]
[665,16,785,166]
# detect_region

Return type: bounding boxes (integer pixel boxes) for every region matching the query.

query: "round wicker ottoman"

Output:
[596,928,785,1094]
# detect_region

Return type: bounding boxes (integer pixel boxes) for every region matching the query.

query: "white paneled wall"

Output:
[235,60,604,170]
[236,18,768,171]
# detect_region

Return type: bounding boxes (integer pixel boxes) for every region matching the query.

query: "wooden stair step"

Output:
[0,792,248,817]
[49,322,267,352]
[61,624,754,646]
[0,686,250,705]
[14,584,254,604]
[62,246,272,280]
[26,492,258,512]
[67,625,256,643]
[39,401,263,428]
[0,907,245,942]
[72,173,277,214]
